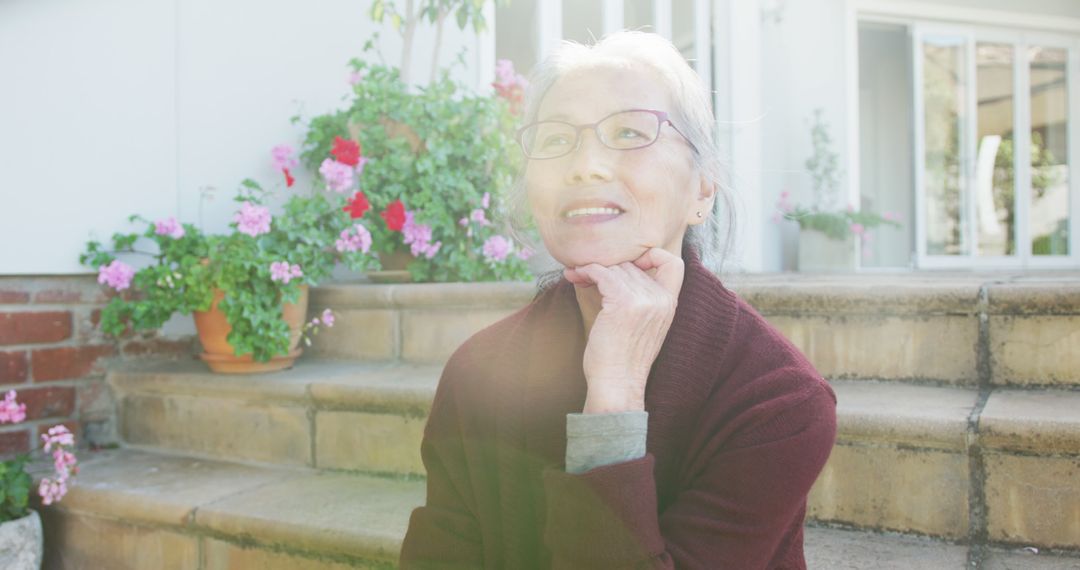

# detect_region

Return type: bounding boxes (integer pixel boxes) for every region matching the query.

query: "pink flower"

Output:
[270,261,303,284]
[355,156,369,175]
[348,70,364,86]
[0,390,26,424]
[233,202,272,237]
[53,449,77,474]
[883,211,902,222]
[846,204,856,213]
[459,217,469,227]
[97,260,135,291]
[516,246,534,261]
[482,235,513,262]
[849,223,865,236]
[154,217,185,239]
[402,211,441,259]
[271,145,299,171]
[321,308,335,328]
[38,478,68,506]
[470,208,490,226]
[481,192,490,209]
[335,223,372,254]
[42,425,74,453]
[319,158,354,193]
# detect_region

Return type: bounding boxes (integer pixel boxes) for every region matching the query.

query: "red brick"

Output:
[31,345,117,381]
[0,429,30,455]
[33,289,83,303]
[0,311,73,345]
[0,351,28,383]
[16,386,75,420]
[0,290,30,304]
[121,337,195,359]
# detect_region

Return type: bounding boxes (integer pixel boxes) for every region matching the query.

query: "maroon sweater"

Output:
[400,246,837,569]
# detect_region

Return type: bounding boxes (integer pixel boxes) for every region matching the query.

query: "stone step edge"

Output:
[110,360,1080,456]
[48,447,423,565]
[310,275,1080,315]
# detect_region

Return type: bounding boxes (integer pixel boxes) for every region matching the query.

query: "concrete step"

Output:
[43,448,1080,569]
[109,360,1080,549]
[309,273,1080,386]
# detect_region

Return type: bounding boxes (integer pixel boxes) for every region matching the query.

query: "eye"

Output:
[617,128,647,140]
[540,134,571,149]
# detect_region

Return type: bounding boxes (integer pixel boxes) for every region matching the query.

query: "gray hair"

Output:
[503,30,737,290]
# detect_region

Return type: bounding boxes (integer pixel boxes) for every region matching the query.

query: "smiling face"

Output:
[524,65,714,269]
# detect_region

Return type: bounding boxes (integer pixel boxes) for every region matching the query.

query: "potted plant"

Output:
[79,145,373,373]
[774,108,903,272]
[294,0,534,283]
[0,391,78,570]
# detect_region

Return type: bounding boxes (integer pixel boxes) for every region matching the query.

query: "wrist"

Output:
[582,389,645,414]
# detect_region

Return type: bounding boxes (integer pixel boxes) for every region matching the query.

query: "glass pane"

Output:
[563,0,602,45]
[923,38,970,256]
[1029,46,1070,256]
[975,43,1015,256]
[858,21,913,268]
[495,0,538,77]
[625,0,653,32]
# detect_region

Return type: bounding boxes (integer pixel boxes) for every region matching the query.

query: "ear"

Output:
[687,174,717,226]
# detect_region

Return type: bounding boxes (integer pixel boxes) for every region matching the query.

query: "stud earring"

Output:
[696,211,703,218]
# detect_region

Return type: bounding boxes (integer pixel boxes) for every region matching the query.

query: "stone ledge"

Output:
[988,282,1080,315]
[311,281,535,310]
[109,359,440,416]
[831,380,976,451]
[47,448,422,564]
[979,390,1080,455]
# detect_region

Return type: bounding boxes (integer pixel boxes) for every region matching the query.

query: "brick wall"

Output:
[0,275,196,455]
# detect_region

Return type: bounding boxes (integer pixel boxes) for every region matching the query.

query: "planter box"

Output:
[798,227,857,272]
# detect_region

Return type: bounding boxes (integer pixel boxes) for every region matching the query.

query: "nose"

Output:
[563,129,615,186]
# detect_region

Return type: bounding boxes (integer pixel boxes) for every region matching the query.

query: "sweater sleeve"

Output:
[399,350,485,570]
[565,411,648,474]
[541,379,837,569]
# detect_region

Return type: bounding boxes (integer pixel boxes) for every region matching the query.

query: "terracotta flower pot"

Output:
[192,285,309,374]
[368,249,414,283]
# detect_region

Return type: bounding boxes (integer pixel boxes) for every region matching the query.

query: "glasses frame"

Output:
[516,108,700,160]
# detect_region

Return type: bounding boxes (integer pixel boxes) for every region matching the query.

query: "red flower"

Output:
[283,168,295,188]
[381,199,406,231]
[330,136,361,167]
[343,191,370,219]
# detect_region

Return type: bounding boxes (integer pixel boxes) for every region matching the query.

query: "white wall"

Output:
[0,0,491,275]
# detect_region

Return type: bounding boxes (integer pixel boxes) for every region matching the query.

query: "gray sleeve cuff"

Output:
[564,411,648,474]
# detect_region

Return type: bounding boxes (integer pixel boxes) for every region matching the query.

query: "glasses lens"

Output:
[521,122,577,159]
[598,111,661,150]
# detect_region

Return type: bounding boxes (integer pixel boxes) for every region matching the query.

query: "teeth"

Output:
[565,207,623,218]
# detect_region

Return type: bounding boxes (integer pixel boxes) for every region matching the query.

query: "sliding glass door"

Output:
[911,26,1076,268]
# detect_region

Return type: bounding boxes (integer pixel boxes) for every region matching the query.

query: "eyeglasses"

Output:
[516,109,699,160]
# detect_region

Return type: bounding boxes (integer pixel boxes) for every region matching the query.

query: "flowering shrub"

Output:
[79,145,379,363]
[294,36,533,282]
[0,391,77,521]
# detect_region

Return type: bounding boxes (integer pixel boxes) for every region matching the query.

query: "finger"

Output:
[573,264,626,299]
[632,248,685,296]
[617,261,656,292]
[563,267,594,288]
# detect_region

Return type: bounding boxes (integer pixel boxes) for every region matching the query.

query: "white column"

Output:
[602,0,624,35]
[476,0,496,91]
[653,0,672,39]
[714,0,765,272]
[537,0,563,61]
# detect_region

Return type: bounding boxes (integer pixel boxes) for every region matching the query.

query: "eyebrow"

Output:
[538,113,571,122]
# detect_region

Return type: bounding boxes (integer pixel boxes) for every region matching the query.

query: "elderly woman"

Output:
[400,31,836,569]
